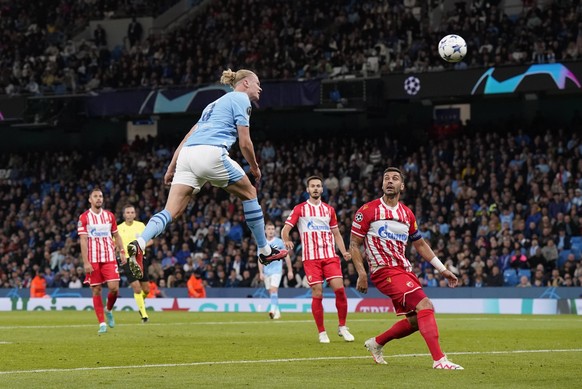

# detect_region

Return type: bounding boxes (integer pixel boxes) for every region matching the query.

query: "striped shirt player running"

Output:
[282,176,354,344]
[126,69,287,277]
[350,167,463,369]
[78,187,127,334]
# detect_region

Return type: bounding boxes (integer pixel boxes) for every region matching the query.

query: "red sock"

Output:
[417,309,445,361]
[334,288,348,326]
[311,296,325,332]
[93,295,105,323]
[106,291,118,311]
[376,318,416,346]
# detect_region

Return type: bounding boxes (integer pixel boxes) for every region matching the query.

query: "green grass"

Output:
[0,311,580,388]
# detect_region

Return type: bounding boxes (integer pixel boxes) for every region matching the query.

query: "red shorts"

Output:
[302,257,342,286]
[370,267,427,316]
[84,261,120,286]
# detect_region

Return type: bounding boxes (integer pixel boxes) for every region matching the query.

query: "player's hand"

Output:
[342,251,352,260]
[119,257,127,266]
[83,263,93,274]
[249,165,261,182]
[259,273,264,281]
[164,169,175,185]
[284,240,294,250]
[356,274,368,294]
[442,269,458,288]
[287,270,294,280]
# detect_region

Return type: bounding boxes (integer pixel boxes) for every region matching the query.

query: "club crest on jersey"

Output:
[355,212,363,222]
[386,277,391,284]
[406,281,414,288]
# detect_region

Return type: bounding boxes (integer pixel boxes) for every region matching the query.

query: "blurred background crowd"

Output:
[1,119,581,291]
[1,0,582,293]
[1,0,582,94]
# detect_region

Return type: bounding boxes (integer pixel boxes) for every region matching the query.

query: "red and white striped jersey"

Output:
[77,209,118,263]
[285,201,339,261]
[351,198,421,273]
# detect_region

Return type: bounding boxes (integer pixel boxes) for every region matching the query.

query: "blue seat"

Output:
[570,236,582,246]
[517,268,531,281]
[557,250,571,268]
[503,269,519,286]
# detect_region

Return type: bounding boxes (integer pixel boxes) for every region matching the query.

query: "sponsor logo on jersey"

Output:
[306,221,330,231]
[377,224,408,242]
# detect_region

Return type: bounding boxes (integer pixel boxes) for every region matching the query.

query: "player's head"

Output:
[306,175,323,200]
[88,187,103,210]
[382,167,404,199]
[220,68,261,101]
[265,221,276,239]
[123,204,136,223]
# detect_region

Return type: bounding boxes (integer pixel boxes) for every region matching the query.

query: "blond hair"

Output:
[220,69,256,88]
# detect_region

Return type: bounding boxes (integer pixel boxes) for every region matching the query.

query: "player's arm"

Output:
[237,125,260,182]
[332,227,351,260]
[80,235,92,274]
[112,231,127,265]
[165,124,198,185]
[281,224,294,250]
[284,254,293,280]
[411,238,458,288]
[258,261,265,281]
[349,234,368,293]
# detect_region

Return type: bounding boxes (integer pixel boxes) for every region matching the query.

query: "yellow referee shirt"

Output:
[117,221,146,259]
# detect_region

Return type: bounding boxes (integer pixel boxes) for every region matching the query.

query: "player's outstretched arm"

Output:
[412,238,458,288]
[350,234,368,293]
[332,227,351,260]
[281,225,294,251]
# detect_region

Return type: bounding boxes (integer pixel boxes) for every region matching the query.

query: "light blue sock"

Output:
[242,199,267,249]
[270,292,278,310]
[140,209,172,247]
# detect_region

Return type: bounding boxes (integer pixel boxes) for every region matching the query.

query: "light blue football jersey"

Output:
[185,91,251,150]
[262,237,285,276]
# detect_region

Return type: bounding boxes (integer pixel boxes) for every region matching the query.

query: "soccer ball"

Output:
[438,34,467,63]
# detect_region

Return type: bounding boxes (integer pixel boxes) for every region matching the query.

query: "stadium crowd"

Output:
[1,120,582,292]
[1,0,582,94]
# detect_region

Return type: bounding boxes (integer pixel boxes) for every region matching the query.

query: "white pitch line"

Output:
[0,348,581,375]
[0,316,573,330]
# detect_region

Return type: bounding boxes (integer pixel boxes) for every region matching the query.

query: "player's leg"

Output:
[128,183,193,278]
[130,279,148,322]
[136,183,193,250]
[328,277,353,341]
[222,156,286,263]
[310,282,328,343]
[104,278,119,328]
[304,260,327,342]
[90,284,106,333]
[416,297,463,369]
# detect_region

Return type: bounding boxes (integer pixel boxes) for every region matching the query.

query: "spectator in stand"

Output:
[30,270,47,298]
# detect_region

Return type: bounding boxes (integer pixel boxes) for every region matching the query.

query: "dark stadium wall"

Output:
[2,94,580,153]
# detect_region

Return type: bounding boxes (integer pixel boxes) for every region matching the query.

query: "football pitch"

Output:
[0,311,580,388]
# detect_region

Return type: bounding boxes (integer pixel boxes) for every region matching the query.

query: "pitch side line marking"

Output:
[0,316,573,330]
[1,349,581,375]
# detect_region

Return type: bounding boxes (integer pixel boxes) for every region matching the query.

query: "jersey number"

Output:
[201,103,216,122]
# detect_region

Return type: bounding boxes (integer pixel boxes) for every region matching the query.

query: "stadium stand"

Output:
[0,1,581,291]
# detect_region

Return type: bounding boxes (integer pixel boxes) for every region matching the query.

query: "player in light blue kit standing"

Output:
[126,69,288,278]
[259,222,293,319]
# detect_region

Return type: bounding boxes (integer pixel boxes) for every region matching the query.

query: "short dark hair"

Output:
[123,203,135,212]
[306,175,323,186]
[383,167,405,181]
[90,187,103,195]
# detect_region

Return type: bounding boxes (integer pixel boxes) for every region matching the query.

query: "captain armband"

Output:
[430,257,447,273]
